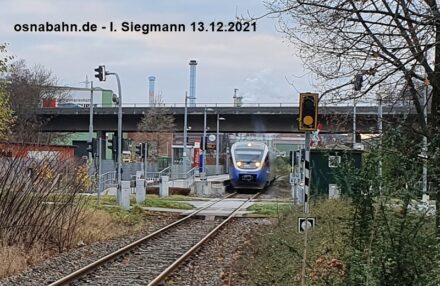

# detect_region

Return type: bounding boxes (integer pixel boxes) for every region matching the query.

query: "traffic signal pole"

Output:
[144,143,148,180]
[106,71,122,205]
[89,81,94,160]
[98,137,102,202]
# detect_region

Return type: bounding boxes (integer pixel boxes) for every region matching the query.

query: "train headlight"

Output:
[237,161,242,167]
[255,162,261,167]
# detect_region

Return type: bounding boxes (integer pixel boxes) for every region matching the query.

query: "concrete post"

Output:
[159,175,169,197]
[120,181,130,209]
[136,179,145,204]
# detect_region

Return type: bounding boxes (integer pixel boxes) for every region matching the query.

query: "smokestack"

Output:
[148,76,156,106]
[189,60,197,107]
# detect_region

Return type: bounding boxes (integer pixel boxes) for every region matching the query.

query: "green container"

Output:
[310,147,362,198]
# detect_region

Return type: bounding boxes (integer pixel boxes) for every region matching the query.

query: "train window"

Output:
[328,156,341,168]
[234,149,264,162]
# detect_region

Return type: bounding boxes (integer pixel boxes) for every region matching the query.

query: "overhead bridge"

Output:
[37,105,419,133]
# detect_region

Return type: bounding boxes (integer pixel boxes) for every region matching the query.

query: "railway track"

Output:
[49,192,260,286]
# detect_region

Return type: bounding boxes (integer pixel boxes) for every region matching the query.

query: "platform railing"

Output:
[99,171,116,192]
[169,167,196,189]
[145,166,171,184]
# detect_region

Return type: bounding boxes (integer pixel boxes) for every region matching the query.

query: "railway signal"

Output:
[86,138,97,158]
[299,93,318,131]
[135,143,145,159]
[94,65,106,81]
[354,74,363,91]
[108,135,118,159]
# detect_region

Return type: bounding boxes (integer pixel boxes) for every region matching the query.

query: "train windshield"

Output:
[234,149,264,162]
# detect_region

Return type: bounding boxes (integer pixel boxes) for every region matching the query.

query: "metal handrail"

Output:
[169,167,196,188]
[159,166,171,176]
[145,166,171,184]
[99,171,116,191]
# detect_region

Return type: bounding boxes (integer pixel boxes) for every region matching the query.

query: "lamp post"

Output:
[202,106,214,178]
[183,93,189,173]
[215,114,225,175]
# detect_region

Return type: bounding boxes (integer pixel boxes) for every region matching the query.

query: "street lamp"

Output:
[216,114,226,175]
[183,93,188,172]
[202,106,214,179]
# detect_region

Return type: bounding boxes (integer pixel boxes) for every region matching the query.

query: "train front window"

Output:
[234,149,263,162]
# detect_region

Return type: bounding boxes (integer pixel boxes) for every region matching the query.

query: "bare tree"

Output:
[137,96,175,161]
[6,60,69,144]
[264,0,440,230]
[0,145,87,252]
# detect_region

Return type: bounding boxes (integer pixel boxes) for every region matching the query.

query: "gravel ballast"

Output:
[0,214,178,286]
[166,218,273,286]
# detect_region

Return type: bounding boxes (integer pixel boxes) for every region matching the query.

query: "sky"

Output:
[0,0,314,105]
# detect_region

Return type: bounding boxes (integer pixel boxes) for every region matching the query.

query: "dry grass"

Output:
[0,244,50,279]
[0,205,152,279]
[74,207,147,245]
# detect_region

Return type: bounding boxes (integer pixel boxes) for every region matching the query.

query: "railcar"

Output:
[229,141,275,190]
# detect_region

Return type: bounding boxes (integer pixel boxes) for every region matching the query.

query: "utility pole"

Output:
[378,94,383,195]
[353,99,357,145]
[215,113,225,175]
[88,81,94,160]
[301,132,311,286]
[183,92,189,173]
[144,143,148,181]
[422,78,428,199]
[202,106,207,179]
[98,137,102,202]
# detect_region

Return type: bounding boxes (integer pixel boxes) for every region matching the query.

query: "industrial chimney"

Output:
[189,60,197,107]
[148,76,156,106]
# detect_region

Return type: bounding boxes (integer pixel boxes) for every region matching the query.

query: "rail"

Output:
[147,192,260,286]
[48,192,238,286]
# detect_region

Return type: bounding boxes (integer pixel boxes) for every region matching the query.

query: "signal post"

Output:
[298,92,318,286]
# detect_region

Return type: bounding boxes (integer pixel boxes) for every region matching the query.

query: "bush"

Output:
[0,145,87,252]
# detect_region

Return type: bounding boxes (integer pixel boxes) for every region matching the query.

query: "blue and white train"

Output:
[229,141,276,190]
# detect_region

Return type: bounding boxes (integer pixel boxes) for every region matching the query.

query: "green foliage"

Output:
[244,127,438,285]
[274,157,291,176]
[333,128,437,286]
[141,197,193,210]
[95,205,148,225]
[244,200,352,285]
[0,44,15,139]
[248,202,292,216]
[86,195,194,210]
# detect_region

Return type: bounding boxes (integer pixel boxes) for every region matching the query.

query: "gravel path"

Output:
[0,214,178,286]
[166,218,274,286]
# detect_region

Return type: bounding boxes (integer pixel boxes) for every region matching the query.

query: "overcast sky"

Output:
[0,0,314,105]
